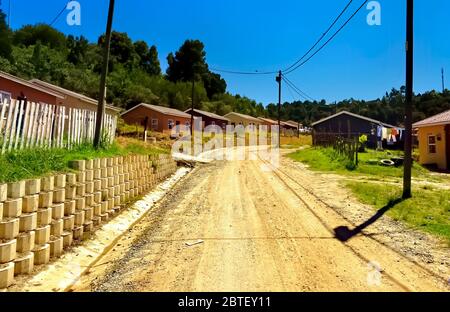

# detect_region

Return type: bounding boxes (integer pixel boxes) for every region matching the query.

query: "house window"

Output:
[428,135,437,154]
[211,121,215,126]
[151,119,158,130]
[0,91,11,105]
[168,119,174,130]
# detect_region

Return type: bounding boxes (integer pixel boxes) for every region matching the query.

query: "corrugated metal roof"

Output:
[413,109,450,128]
[0,71,65,99]
[185,108,229,121]
[311,110,397,128]
[224,112,261,123]
[122,103,191,118]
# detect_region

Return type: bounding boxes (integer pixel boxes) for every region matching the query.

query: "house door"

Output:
[446,125,450,170]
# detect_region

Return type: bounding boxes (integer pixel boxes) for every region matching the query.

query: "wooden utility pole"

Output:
[403,0,414,199]
[276,70,282,146]
[94,0,115,148]
[8,0,11,27]
[190,79,195,135]
[442,68,445,93]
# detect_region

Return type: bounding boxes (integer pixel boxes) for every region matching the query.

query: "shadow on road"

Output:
[334,198,404,242]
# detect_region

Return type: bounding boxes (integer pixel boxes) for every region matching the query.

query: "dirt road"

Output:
[73,154,449,292]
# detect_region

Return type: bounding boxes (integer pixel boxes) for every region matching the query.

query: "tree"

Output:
[202,72,226,99]
[67,35,89,65]
[98,31,134,65]
[166,39,208,82]
[13,24,66,49]
[134,41,161,76]
[0,10,12,60]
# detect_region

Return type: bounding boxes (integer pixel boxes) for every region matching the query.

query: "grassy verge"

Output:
[0,137,169,183]
[281,135,312,148]
[346,181,450,243]
[288,147,433,179]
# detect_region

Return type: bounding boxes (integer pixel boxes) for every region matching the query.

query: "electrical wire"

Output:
[209,67,278,75]
[282,76,316,102]
[283,0,369,75]
[50,1,69,26]
[282,0,354,73]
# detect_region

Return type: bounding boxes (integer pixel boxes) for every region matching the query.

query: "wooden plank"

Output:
[1,99,13,154]
[14,100,25,150]
[29,103,39,148]
[20,101,32,149]
[0,98,8,147]
[7,99,20,152]
[67,107,72,148]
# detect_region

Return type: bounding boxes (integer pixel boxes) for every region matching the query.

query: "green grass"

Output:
[0,138,169,183]
[288,147,432,179]
[346,181,450,243]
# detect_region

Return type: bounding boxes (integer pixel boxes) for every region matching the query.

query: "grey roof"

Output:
[185,108,229,122]
[413,109,450,128]
[122,103,191,118]
[258,117,278,125]
[311,110,398,128]
[0,71,65,99]
[30,79,120,112]
[224,112,262,123]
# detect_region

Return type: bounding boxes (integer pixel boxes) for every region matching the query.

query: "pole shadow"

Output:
[334,198,404,242]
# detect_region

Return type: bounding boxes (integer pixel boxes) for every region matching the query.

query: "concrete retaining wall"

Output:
[0,153,177,289]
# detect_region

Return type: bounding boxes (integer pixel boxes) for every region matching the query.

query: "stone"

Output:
[69,160,85,171]
[3,199,22,218]
[64,200,76,216]
[36,208,52,226]
[73,210,85,226]
[0,262,14,289]
[33,244,50,265]
[53,189,65,203]
[51,203,64,220]
[14,252,34,275]
[0,219,19,240]
[75,197,85,210]
[63,215,75,231]
[41,176,54,192]
[16,231,35,253]
[54,174,66,188]
[35,225,50,245]
[39,192,53,208]
[61,231,73,248]
[0,184,7,202]
[0,239,16,264]
[25,179,41,195]
[50,219,64,237]
[65,186,77,200]
[66,173,77,185]
[19,213,37,232]
[73,226,83,240]
[49,237,63,258]
[22,195,39,213]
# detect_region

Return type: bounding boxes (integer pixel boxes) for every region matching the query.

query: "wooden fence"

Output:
[0,99,117,154]
[313,132,359,166]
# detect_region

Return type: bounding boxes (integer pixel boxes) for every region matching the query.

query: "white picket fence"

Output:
[0,99,117,154]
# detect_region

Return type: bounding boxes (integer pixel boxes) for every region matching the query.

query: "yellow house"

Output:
[224,112,262,127]
[413,109,450,170]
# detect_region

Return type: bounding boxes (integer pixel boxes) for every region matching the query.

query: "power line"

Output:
[209,67,278,75]
[282,76,315,102]
[50,1,69,26]
[283,0,369,75]
[283,0,354,73]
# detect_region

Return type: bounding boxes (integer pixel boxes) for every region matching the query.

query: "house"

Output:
[224,112,262,127]
[0,71,65,105]
[121,103,191,134]
[413,109,450,170]
[184,108,229,129]
[311,110,403,148]
[30,79,120,115]
[258,117,279,127]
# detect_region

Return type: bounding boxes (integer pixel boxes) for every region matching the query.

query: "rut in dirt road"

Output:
[80,158,448,292]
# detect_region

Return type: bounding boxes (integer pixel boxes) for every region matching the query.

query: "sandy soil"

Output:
[72,153,450,292]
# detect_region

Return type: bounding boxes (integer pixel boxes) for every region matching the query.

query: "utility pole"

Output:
[190,79,195,134]
[276,70,282,146]
[442,68,445,93]
[403,0,413,199]
[94,0,115,149]
[8,0,11,27]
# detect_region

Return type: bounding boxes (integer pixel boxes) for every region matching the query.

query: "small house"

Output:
[121,103,191,134]
[184,108,229,129]
[413,109,450,170]
[224,112,262,127]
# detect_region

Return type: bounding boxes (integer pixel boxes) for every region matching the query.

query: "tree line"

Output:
[0,10,448,126]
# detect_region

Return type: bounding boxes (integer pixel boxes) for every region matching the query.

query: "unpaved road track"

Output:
[73,155,449,292]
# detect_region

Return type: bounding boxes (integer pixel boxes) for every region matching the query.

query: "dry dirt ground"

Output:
[71,151,450,292]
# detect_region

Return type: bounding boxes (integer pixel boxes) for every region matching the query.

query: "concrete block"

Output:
[37,208,52,226]
[93,204,101,216]
[0,203,2,222]
[49,237,63,258]
[85,181,94,194]
[100,158,107,168]
[7,181,25,199]
[63,215,74,231]
[93,192,101,204]
[83,221,93,233]
[64,200,76,216]
[16,231,35,253]
[107,198,114,210]
[72,226,83,240]
[108,187,115,198]
[76,183,86,197]
[50,219,64,237]
[0,184,7,202]
[114,175,120,186]
[54,174,66,188]
[100,201,108,214]
[39,191,53,208]
[84,208,93,221]
[61,231,73,248]
[75,197,85,210]
[25,179,41,195]
[93,180,101,192]
[33,244,50,265]
[101,168,108,179]
[119,174,125,184]
[113,166,119,175]
[114,196,121,207]
[65,185,77,200]
[76,171,86,184]
[85,170,94,182]
[0,262,14,289]
[85,159,93,170]
[69,160,85,171]
[93,159,101,170]
[19,213,37,232]
[14,252,34,275]
[101,189,108,201]
[85,194,94,207]
[22,195,39,213]
[66,173,77,185]
[92,216,101,227]
[0,239,16,264]
[94,170,101,180]
[107,167,114,178]
[3,198,22,218]
[107,158,114,167]
[120,194,125,205]
[41,176,54,192]
[73,211,85,226]
[51,203,64,220]
[0,219,19,240]
[35,225,50,245]
[101,178,108,189]
[53,189,65,203]
[100,213,109,223]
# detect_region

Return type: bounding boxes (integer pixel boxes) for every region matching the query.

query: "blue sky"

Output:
[2,0,449,105]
